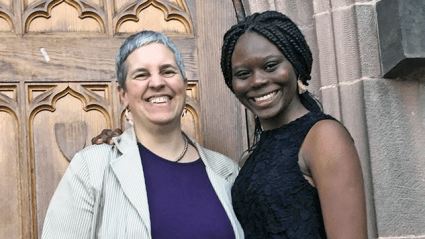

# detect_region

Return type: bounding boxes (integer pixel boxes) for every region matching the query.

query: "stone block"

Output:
[355,4,381,78]
[244,0,271,13]
[363,78,425,237]
[313,0,331,15]
[274,0,314,28]
[376,0,425,78]
[332,6,362,82]
[339,79,377,239]
[302,26,321,96]
[330,0,355,9]
[320,85,342,120]
[314,12,338,86]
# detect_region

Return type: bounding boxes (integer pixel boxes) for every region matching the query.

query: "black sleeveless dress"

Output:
[232,111,335,238]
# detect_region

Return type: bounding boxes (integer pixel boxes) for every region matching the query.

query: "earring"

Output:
[181,105,188,118]
[297,77,307,94]
[125,106,133,125]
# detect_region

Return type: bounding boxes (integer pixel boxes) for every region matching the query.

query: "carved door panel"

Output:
[0,0,243,238]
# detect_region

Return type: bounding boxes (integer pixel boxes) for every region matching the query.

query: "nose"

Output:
[250,71,268,89]
[148,73,165,89]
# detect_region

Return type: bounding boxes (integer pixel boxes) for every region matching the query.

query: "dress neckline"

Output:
[261,111,313,135]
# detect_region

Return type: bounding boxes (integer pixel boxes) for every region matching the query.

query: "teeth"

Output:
[254,91,277,102]
[149,96,170,103]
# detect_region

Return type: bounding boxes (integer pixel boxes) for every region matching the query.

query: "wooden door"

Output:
[0,0,245,238]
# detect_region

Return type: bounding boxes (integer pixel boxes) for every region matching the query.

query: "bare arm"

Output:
[302,120,367,239]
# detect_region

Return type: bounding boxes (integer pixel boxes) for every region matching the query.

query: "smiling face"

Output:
[231,32,306,130]
[119,43,187,128]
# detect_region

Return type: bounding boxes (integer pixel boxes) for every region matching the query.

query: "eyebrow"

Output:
[129,67,148,76]
[232,55,284,69]
[129,64,179,75]
[232,65,246,72]
[159,64,179,71]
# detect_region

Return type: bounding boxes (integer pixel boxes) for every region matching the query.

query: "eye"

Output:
[162,69,177,78]
[264,62,279,71]
[233,70,251,80]
[134,72,149,80]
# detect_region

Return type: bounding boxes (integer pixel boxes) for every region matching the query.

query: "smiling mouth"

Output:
[148,96,171,104]
[253,91,278,102]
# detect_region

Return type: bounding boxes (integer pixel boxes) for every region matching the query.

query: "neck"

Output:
[260,96,309,131]
[134,122,186,161]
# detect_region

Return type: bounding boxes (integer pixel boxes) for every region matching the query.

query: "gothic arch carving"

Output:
[0,85,18,108]
[183,82,200,141]
[28,84,111,124]
[28,83,113,236]
[23,0,106,33]
[114,0,193,34]
[0,106,18,127]
[0,85,19,130]
[0,84,19,162]
[0,3,15,32]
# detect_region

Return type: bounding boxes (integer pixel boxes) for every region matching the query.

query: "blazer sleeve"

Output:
[42,151,95,239]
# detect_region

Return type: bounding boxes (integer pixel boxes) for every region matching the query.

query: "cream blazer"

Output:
[42,128,244,239]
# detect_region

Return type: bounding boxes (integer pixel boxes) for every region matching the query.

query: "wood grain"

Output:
[196,0,246,162]
[0,36,197,82]
[0,1,246,238]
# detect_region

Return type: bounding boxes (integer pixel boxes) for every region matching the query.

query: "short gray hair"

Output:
[115,30,187,90]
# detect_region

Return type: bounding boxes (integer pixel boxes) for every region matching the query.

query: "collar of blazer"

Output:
[111,127,237,181]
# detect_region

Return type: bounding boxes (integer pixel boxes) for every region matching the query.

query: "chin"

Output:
[252,108,281,120]
[150,114,181,126]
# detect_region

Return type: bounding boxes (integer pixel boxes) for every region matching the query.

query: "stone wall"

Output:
[241,0,425,238]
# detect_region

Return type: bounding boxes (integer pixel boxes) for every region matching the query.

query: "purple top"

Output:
[137,142,235,239]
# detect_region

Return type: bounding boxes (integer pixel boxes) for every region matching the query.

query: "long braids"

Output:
[220,11,322,153]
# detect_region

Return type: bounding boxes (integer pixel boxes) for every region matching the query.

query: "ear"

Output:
[118,85,128,107]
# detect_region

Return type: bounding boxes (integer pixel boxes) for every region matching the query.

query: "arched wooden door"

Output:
[0,0,245,238]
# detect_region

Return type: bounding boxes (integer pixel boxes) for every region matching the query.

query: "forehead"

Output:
[231,32,282,64]
[126,43,176,69]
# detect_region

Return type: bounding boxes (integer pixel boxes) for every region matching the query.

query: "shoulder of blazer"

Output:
[74,143,114,189]
[202,147,240,183]
[112,127,138,155]
[183,132,240,183]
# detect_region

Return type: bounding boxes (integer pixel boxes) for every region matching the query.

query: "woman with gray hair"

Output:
[42,30,244,239]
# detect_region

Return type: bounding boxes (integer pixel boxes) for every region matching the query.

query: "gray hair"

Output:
[115,30,187,90]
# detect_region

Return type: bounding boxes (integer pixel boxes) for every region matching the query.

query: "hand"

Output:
[91,128,123,145]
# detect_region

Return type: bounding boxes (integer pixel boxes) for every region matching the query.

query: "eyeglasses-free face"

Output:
[119,43,187,129]
[231,32,304,130]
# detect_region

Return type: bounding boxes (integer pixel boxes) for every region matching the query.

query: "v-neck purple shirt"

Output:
[137,142,235,239]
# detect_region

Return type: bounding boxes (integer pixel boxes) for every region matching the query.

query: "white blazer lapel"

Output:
[110,128,151,235]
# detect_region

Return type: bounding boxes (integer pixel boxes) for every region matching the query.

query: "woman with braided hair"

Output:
[221,11,367,238]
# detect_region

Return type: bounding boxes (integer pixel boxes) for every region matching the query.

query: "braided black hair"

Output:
[220,11,322,152]
[221,10,313,91]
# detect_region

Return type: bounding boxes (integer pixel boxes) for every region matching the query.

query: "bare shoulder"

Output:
[301,118,362,185]
[302,119,367,238]
[302,119,356,164]
[308,119,352,143]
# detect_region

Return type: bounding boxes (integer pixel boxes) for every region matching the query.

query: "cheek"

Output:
[168,76,186,90]
[126,87,139,97]
[231,80,246,97]
[128,80,147,94]
[232,84,251,108]
[281,63,297,83]
[278,67,293,82]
